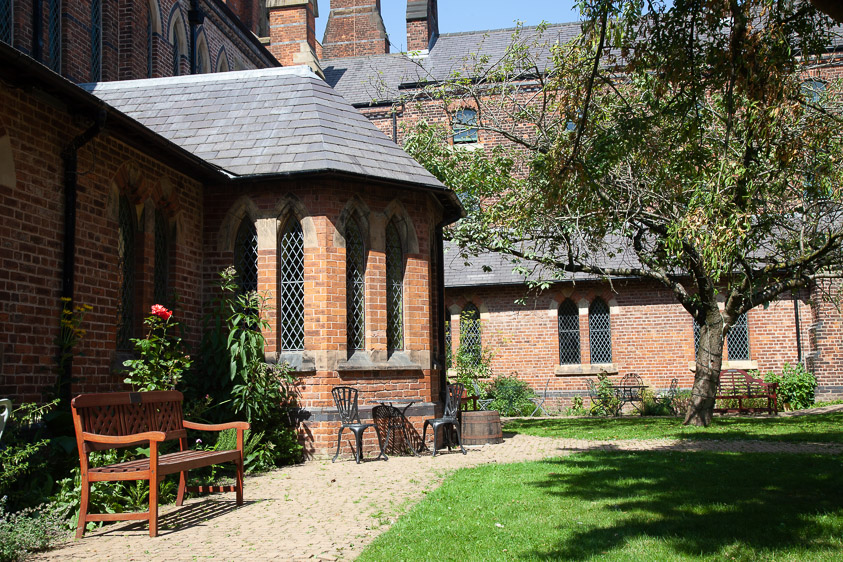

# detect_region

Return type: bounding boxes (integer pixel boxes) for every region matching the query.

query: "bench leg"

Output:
[149,476,159,537]
[177,470,187,506]
[235,456,244,506]
[75,478,90,539]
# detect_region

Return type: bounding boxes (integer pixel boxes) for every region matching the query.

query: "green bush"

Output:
[488,375,536,416]
[764,363,817,411]
[564,396,588,416]
[0,498,66,561]
[639,387,674,416]
[589,373,620,416]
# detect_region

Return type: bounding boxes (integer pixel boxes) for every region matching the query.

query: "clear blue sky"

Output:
[315,1,581,53]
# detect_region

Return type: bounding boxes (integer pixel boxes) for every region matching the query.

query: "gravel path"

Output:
[36,408,843,561]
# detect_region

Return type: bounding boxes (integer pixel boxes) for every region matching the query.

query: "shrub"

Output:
[764,363,817,411]
[589,373,620,416]
[0,498,67,561]
[639,387,674,416]
[123,304,192,391]
[564,396,588,416]
[488,375,536,416]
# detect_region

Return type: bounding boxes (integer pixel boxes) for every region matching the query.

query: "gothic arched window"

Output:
[558,299,580,365]
[90,0,102,81]
[233,217,257,294]
[589,298,612,363]
[460,303,481,365]
[346,218,366,351]
[117,196,136,350]
[279,217,304,351]
[153,209,170,306]
[386,220,404,351]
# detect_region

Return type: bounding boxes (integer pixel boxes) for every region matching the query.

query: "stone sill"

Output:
[688,360,759,372]
[555,363,618,377]
[337,351,423,372]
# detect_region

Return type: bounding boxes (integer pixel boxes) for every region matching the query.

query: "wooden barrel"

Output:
[461,410,503,445]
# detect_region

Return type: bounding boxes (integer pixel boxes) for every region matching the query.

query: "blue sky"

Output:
[315,1,581,53]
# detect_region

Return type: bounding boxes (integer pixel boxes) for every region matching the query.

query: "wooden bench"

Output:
[714,369,778,415]
[71,390,249,538]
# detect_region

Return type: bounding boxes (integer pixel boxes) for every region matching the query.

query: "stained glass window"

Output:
[346,218,365,351]
[153,209,170,306]
[117,196,135,350]
[558,299,580,365]
[386,221,404,351]
[90,0,102,81]
[460,304,481,365]
[728,313,750,361]
[279,218,304,351]
[233,217,257,294]
[589,298,612,363]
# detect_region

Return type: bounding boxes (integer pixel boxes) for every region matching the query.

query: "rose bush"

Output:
[123,305,191,391]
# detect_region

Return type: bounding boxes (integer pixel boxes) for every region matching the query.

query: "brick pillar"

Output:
[267,0,322,76]
[406,0,437,52]
[322,0,389,59]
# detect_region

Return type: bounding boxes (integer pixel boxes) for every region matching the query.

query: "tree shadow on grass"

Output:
[525,451,843,559]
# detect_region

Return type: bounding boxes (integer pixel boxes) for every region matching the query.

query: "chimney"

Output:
[406,0,437,52]
[322,0,389,59]
[226,0,265,36]
[267,0,323,76]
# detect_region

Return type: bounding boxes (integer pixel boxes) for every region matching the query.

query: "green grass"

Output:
[503,412,843,443]
[358,451,843,561]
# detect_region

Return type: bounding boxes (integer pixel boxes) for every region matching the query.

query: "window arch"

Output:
[91,0,103,81]
[153,209,171,306]
[727,312,750,361]
[168,9,186,76]
[233,216,257,294]
[279,216,304,351]
[216,47,230,73]
[453,108,478,143]
[558,299,580,365]
[346,217,366,351]
[146,0,163,77]
[386,219,404,351]
[0,0,12,44]
[196,31,210,74]
[460,303,481,365]
[588,298,612,363]
[117,195,136,350]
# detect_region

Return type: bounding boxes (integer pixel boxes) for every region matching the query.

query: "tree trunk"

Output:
[684,314,725,426]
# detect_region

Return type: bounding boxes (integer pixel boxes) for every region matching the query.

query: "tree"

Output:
[400,0,843,425]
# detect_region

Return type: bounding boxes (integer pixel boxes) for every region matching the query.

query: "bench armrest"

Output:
[81,430,167,444]
[183,420,250,432]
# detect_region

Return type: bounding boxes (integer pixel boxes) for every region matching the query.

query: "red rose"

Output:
[150,304,172,321]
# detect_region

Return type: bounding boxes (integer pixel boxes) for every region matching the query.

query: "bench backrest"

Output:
[71,391,186,452]
[718,369,749,394]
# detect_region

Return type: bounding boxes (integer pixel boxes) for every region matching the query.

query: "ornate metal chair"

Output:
[0,399,11,442]
[659,378,679,415]
[421,384,467,457]
[530,379,551,417]
[471,380,494,411]
[331,386,381,464]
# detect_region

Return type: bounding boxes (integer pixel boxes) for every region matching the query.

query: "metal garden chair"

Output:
[0,399,10,442]
[659,378,679,415]
[471,380,494,411]
[530,379,551,417]
[421,384,467,456]
[331,386,382,464]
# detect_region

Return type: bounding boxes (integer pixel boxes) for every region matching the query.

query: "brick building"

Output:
[318,0,843,407]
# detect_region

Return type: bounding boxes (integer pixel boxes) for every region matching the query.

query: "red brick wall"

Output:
[0,84,205,403]
[321,0,389,59]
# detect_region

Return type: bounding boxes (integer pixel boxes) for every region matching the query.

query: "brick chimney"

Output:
[406,0,437,52]
[267,0,323,76]
[322,0,389,59]
[226,0,267,36]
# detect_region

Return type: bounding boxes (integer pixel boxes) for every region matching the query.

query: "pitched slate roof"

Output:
[81,66,451,193]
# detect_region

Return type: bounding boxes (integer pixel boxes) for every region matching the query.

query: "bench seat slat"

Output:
[89,450,241,479]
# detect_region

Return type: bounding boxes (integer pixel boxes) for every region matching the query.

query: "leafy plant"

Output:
[589,373,620,416]
[0,497,67,561]
[55,298,92,404]
[564,395,588,416]
[639,387,674,416]
[450,344,493,390]
[123,304,192,391]
[488,375,536,416]
[764,363,817,411]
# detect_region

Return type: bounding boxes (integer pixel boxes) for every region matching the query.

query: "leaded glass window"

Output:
[444,318,452,369]
[48,0,61,72]
[589,298,612,363]
[460,304,481,365]
[453,108,478,143]
[693,319,701,360]
[90,0,102,81]
[728,312,750,361]
[346,218,365,351]
[172,30,181,76]
[558,299,580,365]
[117,196,135,350]
[0,0,11,44]
[233,217,257,294]
[153,209,170,306]
[279,217,304,351]
[386,221,404,351]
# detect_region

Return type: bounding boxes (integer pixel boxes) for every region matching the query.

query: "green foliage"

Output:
[55,298,92,403]
[764,363,817,411]
[639,387,674,416]
[123,306,192,391]
[0,498,66,561]
[487,375,536,416]
[589,373,620,416]
[564,395,588,416]
[450,343,493,391]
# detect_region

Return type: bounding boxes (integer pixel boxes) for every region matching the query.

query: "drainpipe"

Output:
[435,220,447,405]
[188,0,204,74]
[794,292,802,364]
[59,109,106,406]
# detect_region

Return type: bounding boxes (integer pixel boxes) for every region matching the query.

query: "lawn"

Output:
[503,412,843,443]
[358,451,843,561]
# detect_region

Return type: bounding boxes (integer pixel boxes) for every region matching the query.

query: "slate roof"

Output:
[323,23,579,106]
[81,66,453,194]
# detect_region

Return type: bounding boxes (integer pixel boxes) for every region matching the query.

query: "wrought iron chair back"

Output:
[0,399,11,442]
[660,378,679,415]
[332,386,363,425]
[530,379,551,417]
[420,384,467,457]
[471,381,494,411]
[443,383,464,420]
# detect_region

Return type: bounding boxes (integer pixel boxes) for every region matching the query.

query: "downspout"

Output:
[435,220,447,405]
[794,292,803,364]
[59,109,106,406]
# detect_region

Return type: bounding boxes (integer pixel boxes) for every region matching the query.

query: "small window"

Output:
[444,318,452,369]
[48,0,61,72]
[233,217,257,294]
[693,318,702,360]
[172,33,182,76]
[0,0,11,44]
[460,303,481,365]
[385,220,404,352]
[346,218,366,351]
[117,196,136,350]
[588,298,612,363]
[153,209,170,306]
[90,0,102,81]
[727,313,750,361]
[558,299,580,365]
[279,217,304,351]
[802,79,825,104]
[453,108,478,143]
